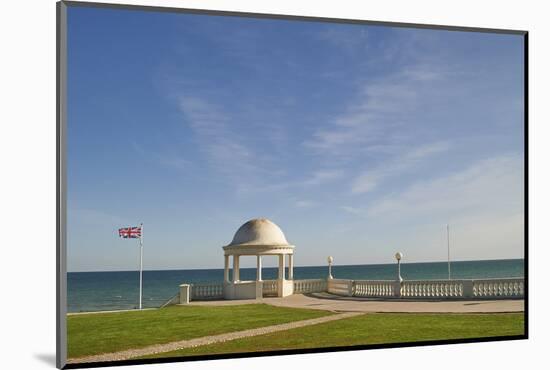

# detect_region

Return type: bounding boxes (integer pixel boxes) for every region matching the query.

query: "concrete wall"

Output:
[224,281,259,300]
[278,279,294,297]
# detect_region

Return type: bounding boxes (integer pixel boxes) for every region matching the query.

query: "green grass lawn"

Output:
[67,304,332,359]
[140,312,524,359]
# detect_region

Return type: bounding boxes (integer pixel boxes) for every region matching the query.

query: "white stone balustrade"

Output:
[323,278,523,299]
[190,283,224,300]
[293,279,327,294]
[401,280,464,298]
[327,279,354,296]
[472,278,524,298]
[262,280,278,296]
[354,280,396,297]
[171,277,524,303]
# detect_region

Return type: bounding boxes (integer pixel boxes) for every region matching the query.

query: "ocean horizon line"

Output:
[68,257,525,274]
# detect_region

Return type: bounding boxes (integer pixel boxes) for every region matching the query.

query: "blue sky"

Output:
[67,7,524,272]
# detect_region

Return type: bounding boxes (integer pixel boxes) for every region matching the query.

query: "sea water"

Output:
[67,259,524,312]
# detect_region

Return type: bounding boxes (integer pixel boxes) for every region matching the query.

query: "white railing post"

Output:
[179,284,190,304]
[394,281,402,298]
[348,280,355,296]
[463,280,474,298]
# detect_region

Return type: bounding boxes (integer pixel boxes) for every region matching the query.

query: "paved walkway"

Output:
[189,293,525,313]
[67,311,362,364]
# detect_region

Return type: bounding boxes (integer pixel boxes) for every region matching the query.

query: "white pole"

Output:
[447,224,451,280]
[139,223,143,310]
[398,259,401,281]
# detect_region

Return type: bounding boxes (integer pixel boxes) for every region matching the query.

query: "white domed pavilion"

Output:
[223,218,295,299]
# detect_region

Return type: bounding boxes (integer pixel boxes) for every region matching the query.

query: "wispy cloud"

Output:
[400,61,450,82]
[333,153,524,260]
[304,169,344,186]
[179,96,260,180]
[295,200,317,208]
[303,29,456,164]
[304,64,446,159]
[68,208,125,226]
[316,26,369,53]
[178,95,307,196]
[367,153,523,219]
[361,153,524,261]
[351,141,450,194]
[236,168,344,196]
[157,156,192,171]
[132,140,192,171]
[340,206,364,215]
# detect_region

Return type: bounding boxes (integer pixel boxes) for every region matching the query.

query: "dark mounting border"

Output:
[57,1,529,369]
[63,0,527,35]
[63,334,527,370]
[57,1,68,369]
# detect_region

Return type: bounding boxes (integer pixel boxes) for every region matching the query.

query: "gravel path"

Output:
[67,311,363,364]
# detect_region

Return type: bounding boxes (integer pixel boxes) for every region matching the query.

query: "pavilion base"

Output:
[224,281,262,300]
[223,280,294,299]
[278,279,294,297]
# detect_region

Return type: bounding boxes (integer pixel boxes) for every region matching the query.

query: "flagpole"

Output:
[139,223,143,310]
[447,223,451,280]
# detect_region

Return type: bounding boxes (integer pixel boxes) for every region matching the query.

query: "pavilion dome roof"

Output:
[226,218,291,247]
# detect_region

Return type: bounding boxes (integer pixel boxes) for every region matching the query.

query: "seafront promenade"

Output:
[188,292,524,313]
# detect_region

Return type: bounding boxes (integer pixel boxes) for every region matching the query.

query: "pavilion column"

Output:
[278,254,285,280]
[256,255,262,281]
[288,254,294,280]
[233,255,240,282]
[224,255,229,283]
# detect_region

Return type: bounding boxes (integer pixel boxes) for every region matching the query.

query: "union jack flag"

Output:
[118,226,142,239]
